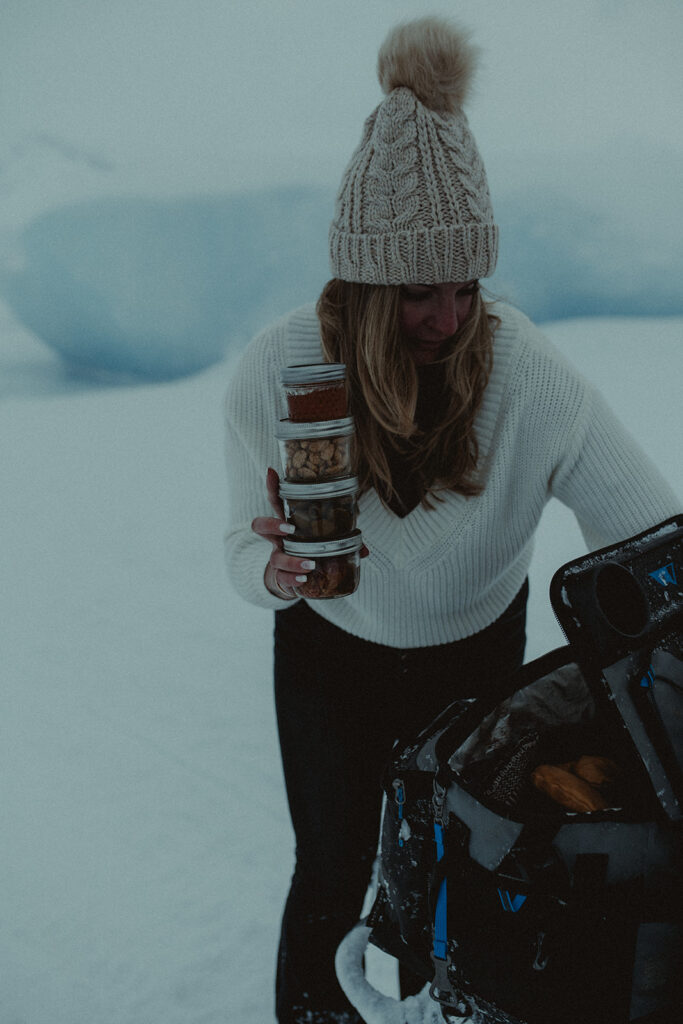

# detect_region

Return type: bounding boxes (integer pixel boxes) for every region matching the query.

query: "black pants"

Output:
[273,581,529,1024]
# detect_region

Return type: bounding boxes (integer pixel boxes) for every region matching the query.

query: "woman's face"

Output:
[399,281,478,364]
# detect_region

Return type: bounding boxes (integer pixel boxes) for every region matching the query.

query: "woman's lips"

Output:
[411,336,447,352]
[408,337,447,363]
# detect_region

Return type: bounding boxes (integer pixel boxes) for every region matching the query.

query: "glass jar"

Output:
[281,363,347,422]
[279,477,359,539]
[282,530,363,599]
[275,417,354,483]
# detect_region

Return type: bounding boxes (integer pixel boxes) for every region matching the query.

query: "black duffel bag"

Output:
[359,516,683,1024]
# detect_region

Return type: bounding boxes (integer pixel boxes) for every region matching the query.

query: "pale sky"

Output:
[1,0,682,217]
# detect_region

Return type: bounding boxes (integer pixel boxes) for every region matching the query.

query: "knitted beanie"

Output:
[329,17,498,285]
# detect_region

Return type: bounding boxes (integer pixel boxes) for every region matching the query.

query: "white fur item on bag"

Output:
[335,922,470,1024]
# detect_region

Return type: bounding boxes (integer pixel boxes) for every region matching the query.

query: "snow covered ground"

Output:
[2,299,681,1023]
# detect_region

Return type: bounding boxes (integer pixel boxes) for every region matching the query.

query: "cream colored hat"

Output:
[329,17,498,285]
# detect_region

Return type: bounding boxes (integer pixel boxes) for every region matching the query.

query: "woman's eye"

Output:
[401,282,478,302]
[457,281,479,297]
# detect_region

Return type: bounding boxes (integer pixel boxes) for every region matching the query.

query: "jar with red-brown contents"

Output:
[281,363,347,422]
[282,530,362,599]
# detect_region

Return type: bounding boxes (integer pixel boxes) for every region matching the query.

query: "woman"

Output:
[223,18,679,1024]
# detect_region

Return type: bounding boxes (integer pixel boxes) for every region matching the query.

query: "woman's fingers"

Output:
[251,469,314,599]
[270,546,316,576]
[251,512,315,586]
[271,548,316,583]
[251,515,295,543]
[255,467,369,596]
[267,546,317,597]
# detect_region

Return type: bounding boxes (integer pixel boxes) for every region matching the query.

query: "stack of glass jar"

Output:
[276,363,363,599]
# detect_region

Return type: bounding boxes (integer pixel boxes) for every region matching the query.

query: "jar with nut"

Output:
[282,531,362,599]
[275,417,355,483]
[279,477,359,539]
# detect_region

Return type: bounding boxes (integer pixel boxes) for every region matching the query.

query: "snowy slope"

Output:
[2,301,681,1023]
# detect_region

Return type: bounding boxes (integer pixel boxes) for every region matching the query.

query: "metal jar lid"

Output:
[275,416,354,439]
[279,477,359,501]
[283,529,363,557]
[280,363,346,386]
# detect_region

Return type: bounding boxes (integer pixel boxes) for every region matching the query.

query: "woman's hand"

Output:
[251,468,314,600]
[252,467,370,601]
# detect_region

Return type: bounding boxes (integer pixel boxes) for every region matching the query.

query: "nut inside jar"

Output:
[279,478,359,540]
[283,435,351,482]
[287,498,355,539]
[275,417,354,483]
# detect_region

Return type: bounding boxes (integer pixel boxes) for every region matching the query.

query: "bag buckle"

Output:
[429,953,472,1018]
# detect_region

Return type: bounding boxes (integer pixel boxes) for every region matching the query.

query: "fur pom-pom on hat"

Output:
[377,16,478,114]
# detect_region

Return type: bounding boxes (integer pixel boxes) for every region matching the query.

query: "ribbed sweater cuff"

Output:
[225,532,300,611]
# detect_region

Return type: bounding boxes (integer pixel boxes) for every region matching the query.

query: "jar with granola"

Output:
[282,531,363,599]
[275,417,354,483]
[279,477,359,539]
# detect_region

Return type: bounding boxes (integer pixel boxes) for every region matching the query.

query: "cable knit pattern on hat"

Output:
[329,18,498,284]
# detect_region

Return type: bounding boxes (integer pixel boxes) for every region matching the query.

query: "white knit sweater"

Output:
[223,302,679,647]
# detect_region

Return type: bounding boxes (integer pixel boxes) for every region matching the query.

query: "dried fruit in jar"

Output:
[286,498,356,539]
[283,528,362,600]
[294,557,358,599]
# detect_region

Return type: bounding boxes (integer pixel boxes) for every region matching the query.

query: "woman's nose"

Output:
[430,295,460,336]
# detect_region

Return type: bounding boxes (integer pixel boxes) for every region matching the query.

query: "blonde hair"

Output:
[316,279,497,510]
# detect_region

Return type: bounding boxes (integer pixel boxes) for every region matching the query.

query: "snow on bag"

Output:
[337,516,683,1024]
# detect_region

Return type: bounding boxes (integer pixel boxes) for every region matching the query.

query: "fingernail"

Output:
[279,523,296,534]
[295,575,308,582]
[300,560,315,570]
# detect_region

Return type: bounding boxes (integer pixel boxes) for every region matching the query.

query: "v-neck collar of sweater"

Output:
[285,303,517,569]
[357,360,506,567]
